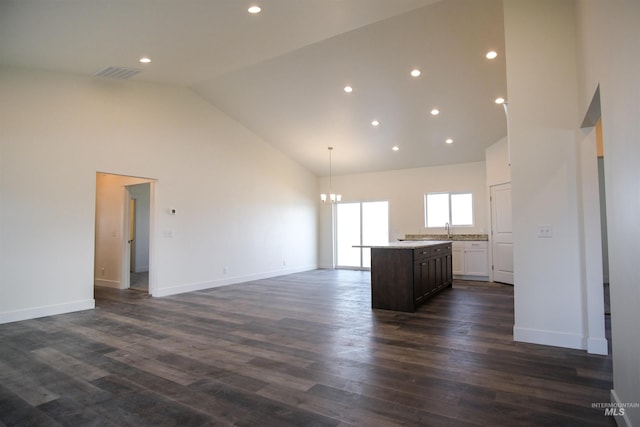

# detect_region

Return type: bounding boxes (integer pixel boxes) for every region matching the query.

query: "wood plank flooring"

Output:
[0,270,615,426]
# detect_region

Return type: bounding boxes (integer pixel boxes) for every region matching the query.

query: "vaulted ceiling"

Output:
[0,0,507,176]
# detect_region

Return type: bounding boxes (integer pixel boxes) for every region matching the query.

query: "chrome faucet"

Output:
[445,222,451,239]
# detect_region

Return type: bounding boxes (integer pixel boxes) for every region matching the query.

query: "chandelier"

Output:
[320,146,342,203]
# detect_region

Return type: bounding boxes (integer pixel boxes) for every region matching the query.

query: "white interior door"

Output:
[129,197,136,273]
[490,183,514,284]
[121,188,133,289]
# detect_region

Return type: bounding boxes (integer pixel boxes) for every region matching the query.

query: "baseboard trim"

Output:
[94,278,122,289]
[453,274,489,282]
[0,299,95,325]
[153,265,317,297]
[587,336,609,355]
[513,325,586,350]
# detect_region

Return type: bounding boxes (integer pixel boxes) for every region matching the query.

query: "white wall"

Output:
[504,1,589,350]
[485,136,511,187]
[575,0,640,423]
[0,67,318,323]
[319,161,487,268]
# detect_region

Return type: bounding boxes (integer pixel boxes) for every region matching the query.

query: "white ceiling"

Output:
[0,0,507,176]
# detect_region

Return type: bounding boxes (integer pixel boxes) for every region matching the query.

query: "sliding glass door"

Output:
[336,201,389,269]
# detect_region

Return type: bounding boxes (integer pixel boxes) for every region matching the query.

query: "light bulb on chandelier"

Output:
[320,147,342,203]
[320,193,342,203]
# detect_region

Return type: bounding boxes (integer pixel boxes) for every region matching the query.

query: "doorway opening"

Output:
[579,85,610,355]
[594,118,610,314]
[94,173,155,296]
[580,86,610,315]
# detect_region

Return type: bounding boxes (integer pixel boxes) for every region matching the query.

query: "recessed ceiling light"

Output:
[392,146,399,151]
[410,69,421,77]
[344,86,353,93]
[430,108,440,116]
[445,138,453,144]
[371,120,380,126]
[495,97,505,104]
[139,57,151,64]
[486,51,498,59]
[248,5,261,14]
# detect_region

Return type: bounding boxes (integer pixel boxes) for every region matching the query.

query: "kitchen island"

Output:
[367,241,453,312]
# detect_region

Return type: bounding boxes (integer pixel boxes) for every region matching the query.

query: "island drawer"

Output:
[431,244,452,256]
[413,248,431,260]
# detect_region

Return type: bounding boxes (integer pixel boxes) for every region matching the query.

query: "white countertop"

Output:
[403,233,488,241]
[354,240,451,249]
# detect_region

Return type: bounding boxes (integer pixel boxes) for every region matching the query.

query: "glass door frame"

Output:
[334,200,389,270]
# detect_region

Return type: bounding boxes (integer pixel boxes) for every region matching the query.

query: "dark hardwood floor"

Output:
[0,270,614,426]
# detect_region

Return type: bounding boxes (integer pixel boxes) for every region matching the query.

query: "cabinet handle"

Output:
[421,262,427,266]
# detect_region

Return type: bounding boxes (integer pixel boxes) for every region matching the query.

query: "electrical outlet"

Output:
[537,224,553,238]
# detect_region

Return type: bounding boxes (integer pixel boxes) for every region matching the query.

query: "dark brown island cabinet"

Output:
[370,241,453,312]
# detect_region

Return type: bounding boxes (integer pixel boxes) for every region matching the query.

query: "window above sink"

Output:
[424,192,474,228]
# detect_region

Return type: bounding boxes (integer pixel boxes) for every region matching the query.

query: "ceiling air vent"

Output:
[93,66,141,80]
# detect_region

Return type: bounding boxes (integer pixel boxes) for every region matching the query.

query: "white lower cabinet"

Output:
[452,244,465,275]
[452,241,489,280]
